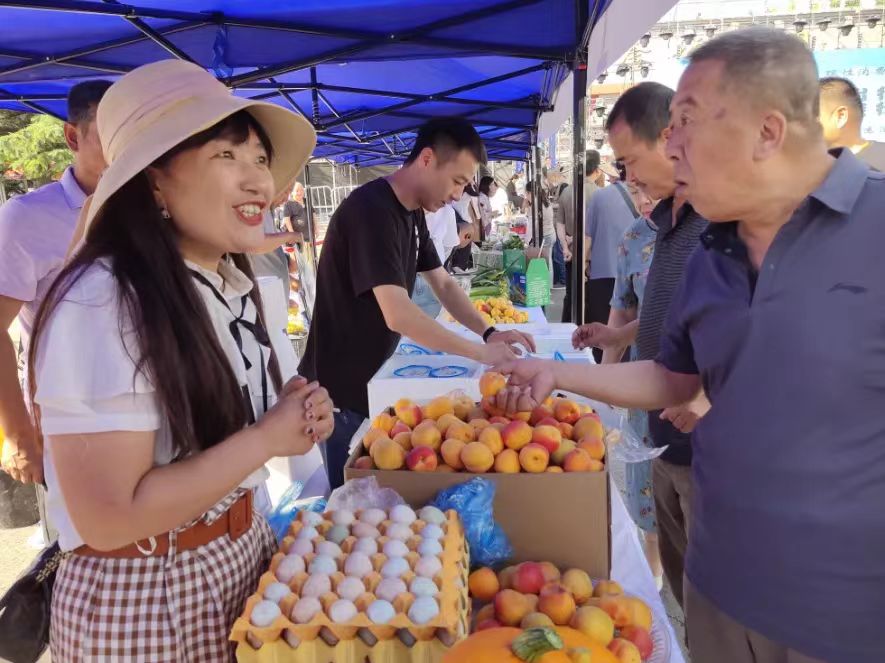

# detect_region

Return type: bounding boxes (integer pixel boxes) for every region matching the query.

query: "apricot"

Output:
[573,413,604,441]
[539,562,561,584]
[619,626,653,659]
[624,596,652,631]
[389,421,411,438]
[435,413,461,437]
[551,439,577,466]
[353,455,374,470]
[362,428,391,452]
[563,448,593,472]
[546,466,564,473]
[461,441,494,473]
[531,425,562,454]
[475,618,502,631]
[587,459,605,472]
[537,584,577,625]
[412,421,442,451]
[394,398,423,428]
[371,412,396,434]
[406,446,437,471]
[477,426,504,455]
[446,420,476,443]
[392,431,413,451]
[593,580,623,598]
[597,596,632,629]
[479,371,507,398]
[494,448,521,474]
[521,612,555,629]
[435,463,456,473]
[474,603,496,624]
[557,422,575,440]
[571,606,614,647]
[370,437,406,470]
[497,565,518,590]
[489,416,511,425]
[529,405,554,425]
[512,562,546,595]
[561,568,594,604]
[423,395,454,420]
[494,589,533,627]
[577,435,606,461]
[453,395,475,421]
[468,567,500,602]
[519,443,550,473]
[440,438,466,470]
[502,420,533,451]
[469,418,491,432]
[512,411,531,423]
[554,399,582,425]
[608,638,642,663]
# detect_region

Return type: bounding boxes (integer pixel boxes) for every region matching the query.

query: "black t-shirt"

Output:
[299,178,441,415]
[282,200,307,235]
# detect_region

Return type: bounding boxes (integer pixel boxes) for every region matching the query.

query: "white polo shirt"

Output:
[0,167,86,350]
[33,258,318,551]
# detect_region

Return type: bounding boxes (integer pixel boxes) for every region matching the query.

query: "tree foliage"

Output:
[0,113,70,182]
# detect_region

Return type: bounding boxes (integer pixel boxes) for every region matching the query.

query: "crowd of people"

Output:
[0,23,882,663]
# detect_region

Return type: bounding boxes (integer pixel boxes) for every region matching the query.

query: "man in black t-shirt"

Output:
[300,117,536,489]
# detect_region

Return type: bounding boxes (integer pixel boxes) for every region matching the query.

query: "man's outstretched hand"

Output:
[492,359,558,415]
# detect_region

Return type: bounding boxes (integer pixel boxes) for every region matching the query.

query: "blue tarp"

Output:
[0,0,612,164]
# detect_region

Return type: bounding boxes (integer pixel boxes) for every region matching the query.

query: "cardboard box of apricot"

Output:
[344,373,612,579]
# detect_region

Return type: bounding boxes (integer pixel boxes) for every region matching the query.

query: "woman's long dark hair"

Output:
[28,111,283,458]
[478,175,495,196]
[525,181,549,208]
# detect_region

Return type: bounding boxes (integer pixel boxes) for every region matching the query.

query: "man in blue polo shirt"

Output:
[495,27,884,663]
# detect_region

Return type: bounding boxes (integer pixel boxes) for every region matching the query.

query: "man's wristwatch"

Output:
[482,326,498,343]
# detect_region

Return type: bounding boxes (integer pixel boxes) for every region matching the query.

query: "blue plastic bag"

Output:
[266,482,328,543]
[431,477,513,568]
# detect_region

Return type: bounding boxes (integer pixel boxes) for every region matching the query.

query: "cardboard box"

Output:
[344,446,611,579]
[367,355,483,420]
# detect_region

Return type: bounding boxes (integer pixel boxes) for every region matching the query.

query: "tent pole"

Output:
[302,164,318,276]
[570,68,588,323]
[533,142,542,249]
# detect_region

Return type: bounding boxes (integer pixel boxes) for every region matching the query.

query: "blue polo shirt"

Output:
[658,149,885,662]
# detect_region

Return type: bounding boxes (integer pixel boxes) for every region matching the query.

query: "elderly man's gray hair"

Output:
[689,27,820,128]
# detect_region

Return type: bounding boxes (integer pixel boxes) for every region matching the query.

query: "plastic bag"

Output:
[607,410,668,463]
[266,481,329,542]
[327,476,405,513]
[431,477,512,568]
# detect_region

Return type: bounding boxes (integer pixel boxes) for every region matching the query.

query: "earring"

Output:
[161,208,171,220]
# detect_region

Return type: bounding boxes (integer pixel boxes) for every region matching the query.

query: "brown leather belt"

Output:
[75,491,254,559]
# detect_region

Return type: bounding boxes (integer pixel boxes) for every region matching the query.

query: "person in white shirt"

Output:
[0,81,110,544]
[411,204,460,318]
[27,60,330,661]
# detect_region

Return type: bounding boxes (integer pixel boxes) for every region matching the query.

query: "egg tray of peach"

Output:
[358,381,608,475]
[230,506,471,655]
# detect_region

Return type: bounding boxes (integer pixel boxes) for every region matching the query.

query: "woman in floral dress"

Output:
[604,186,663,587]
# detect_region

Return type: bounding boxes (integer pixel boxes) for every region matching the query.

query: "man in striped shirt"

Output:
[575,82,710,608]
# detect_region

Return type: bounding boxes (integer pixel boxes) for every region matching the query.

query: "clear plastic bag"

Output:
[607,410,668,464]
[327,476,405,513]
[266,481,328,542]
[431,477,512,568]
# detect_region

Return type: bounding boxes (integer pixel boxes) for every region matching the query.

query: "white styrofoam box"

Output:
[367,354,483,418]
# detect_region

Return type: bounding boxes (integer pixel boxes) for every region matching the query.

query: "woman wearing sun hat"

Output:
[26,59,330,661]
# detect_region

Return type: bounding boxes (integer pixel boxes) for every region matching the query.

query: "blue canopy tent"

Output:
[0,0,614,164]
[0,0,629,320]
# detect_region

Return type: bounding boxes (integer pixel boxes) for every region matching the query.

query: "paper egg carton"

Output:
[231,508,470,662]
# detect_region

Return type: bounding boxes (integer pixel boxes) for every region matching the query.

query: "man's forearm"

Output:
[435,278,489,337]
[552,360,700,411]
[0,336,36,443]
[600,318,638,365]
[555,222,568,246]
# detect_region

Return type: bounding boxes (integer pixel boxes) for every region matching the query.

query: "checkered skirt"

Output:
[50,489,276,662]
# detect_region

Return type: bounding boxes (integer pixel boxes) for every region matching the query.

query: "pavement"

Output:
[0,288,687,662]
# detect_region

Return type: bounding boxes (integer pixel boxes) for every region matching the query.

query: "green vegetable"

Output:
[510,628,564,662]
